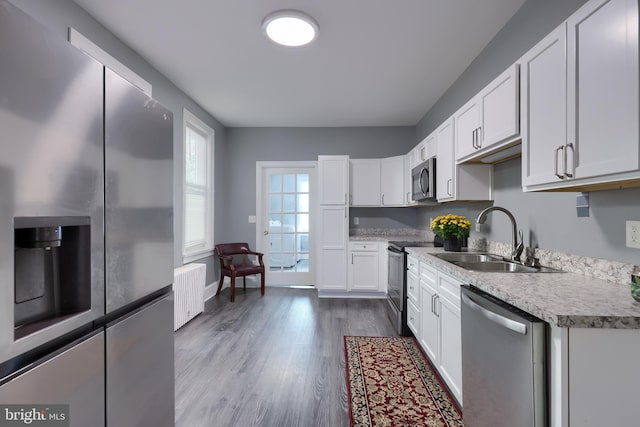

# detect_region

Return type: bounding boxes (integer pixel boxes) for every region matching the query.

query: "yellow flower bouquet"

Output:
[430,214,472,239]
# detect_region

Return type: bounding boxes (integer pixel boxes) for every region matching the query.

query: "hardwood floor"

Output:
[175,287,398,427]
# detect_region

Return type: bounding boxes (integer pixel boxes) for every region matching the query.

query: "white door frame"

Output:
[256,161,317,286]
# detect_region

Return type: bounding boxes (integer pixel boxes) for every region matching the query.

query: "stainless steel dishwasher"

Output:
[461,285,547,427]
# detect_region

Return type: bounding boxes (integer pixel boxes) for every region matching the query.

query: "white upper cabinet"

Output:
[520,24,568,187]
[403,154,417,206]
[318,155,349,205]
[567,0,639,181]
[437,118,493,202]
[454,97,481,160]
[415,132,436,166]
[455,64,520,163]
[381,155,405,206]
[522,0,640,191]
[436,118,455,202]
[349,159,381,206]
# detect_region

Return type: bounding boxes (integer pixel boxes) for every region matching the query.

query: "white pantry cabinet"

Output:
[521,0,640,191]
[349,159,381,206]
[455,64,520,163]
[317,206,348,291]
[436,117,493,203]
[317,156,349,293]
[318,155,349,205]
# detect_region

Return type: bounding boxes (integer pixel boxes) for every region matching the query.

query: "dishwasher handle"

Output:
[461,291,527,335]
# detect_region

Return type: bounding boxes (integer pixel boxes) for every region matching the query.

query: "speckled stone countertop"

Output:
[407,247,640,329]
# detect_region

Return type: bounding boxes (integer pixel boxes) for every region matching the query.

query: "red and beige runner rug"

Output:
[344,336,464,427]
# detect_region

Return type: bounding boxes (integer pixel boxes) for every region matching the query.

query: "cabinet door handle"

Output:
[472,129,478,149]
[477,126,482,149]
[564,143,574,178]
[431,294,435,314]
[554,145,565,179]
[351,254,354,264]
[434,295,440,317]
[447,179,452,196]
[382,194,385,205]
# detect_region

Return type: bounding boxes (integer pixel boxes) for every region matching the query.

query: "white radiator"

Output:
[173,263,206,331]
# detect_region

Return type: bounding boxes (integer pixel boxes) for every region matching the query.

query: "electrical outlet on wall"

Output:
[354,217,359,225]
[627,220,640,248]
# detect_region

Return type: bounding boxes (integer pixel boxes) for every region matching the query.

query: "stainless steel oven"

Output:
[386,241,434,336]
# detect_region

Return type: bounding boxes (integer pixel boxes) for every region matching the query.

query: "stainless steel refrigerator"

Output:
[0,2,175,426]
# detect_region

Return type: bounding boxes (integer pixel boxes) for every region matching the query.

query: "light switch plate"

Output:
[248,215,256,224]
[626,220,640,248]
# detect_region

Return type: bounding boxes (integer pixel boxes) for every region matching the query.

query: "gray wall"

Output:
[225,127,415,246]
[414,0,640,265]
[8,0,227,282]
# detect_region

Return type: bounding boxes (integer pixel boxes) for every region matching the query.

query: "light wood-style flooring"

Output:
[175,287,397,427]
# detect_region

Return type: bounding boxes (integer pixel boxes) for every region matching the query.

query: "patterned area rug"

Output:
[344,336,464,427]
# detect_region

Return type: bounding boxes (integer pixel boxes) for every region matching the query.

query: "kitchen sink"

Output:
[434,252,563,273]
[455,261,539,273]
[434,252,504,263]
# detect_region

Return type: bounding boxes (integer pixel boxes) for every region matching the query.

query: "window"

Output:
[183,108,214,262]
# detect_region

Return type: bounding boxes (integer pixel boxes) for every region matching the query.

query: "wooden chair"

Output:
[214,242,265,302]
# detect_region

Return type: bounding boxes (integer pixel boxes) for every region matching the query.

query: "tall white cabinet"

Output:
[317,155,349,292]
[521,0,639,191]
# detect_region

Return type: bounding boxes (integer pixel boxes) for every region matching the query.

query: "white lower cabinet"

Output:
[550,326,640,427]
[348,242,380,292]
[417,260,463,405]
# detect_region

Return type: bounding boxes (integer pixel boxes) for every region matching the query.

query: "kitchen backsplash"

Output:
[349,227,432,238]
[469,237,636,286]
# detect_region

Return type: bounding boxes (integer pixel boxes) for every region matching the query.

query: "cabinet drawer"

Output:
[407,270,419,304]
[350,242,378,252]
[407,298,420,336]
[407,255,419,274]
[420,262,437,285]
[438,272,461,306]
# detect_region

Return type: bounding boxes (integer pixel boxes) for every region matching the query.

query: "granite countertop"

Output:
[407,247,640,329]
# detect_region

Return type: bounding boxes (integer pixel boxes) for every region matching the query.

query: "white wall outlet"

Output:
[626,220,640,248]
[248,215,256,224]
[354,216,359,225]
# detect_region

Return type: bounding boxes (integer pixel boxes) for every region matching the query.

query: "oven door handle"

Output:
[387,246,404,255]
[461,291,527,335]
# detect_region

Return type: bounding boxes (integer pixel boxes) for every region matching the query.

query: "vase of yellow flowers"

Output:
[430,214,472,252]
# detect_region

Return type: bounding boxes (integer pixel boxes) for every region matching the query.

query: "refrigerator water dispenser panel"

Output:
[13,217,91,340]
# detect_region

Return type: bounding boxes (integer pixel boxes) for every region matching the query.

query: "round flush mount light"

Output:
[262,10,319,47]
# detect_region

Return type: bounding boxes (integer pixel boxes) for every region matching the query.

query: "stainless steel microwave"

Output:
[411,157,436,201]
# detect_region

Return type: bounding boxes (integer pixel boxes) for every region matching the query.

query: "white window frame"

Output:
[182,108,215,263]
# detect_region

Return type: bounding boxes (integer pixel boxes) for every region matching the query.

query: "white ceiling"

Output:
[72,0,525,128]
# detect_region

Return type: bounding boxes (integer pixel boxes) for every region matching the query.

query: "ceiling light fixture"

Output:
[262,10,319,47]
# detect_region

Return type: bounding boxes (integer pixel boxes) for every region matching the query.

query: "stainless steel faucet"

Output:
[476,206,524,262]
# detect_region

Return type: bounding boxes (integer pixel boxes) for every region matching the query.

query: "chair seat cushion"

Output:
[223,263,263,276]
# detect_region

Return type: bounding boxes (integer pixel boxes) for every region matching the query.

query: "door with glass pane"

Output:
[260,166,314,286]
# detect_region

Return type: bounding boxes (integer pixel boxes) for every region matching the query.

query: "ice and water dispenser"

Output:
[13,217,91,340]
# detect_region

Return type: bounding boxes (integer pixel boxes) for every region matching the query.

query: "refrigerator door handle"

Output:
[461,291,527,335]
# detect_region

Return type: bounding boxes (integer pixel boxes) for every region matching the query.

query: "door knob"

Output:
[263,230,269,235]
